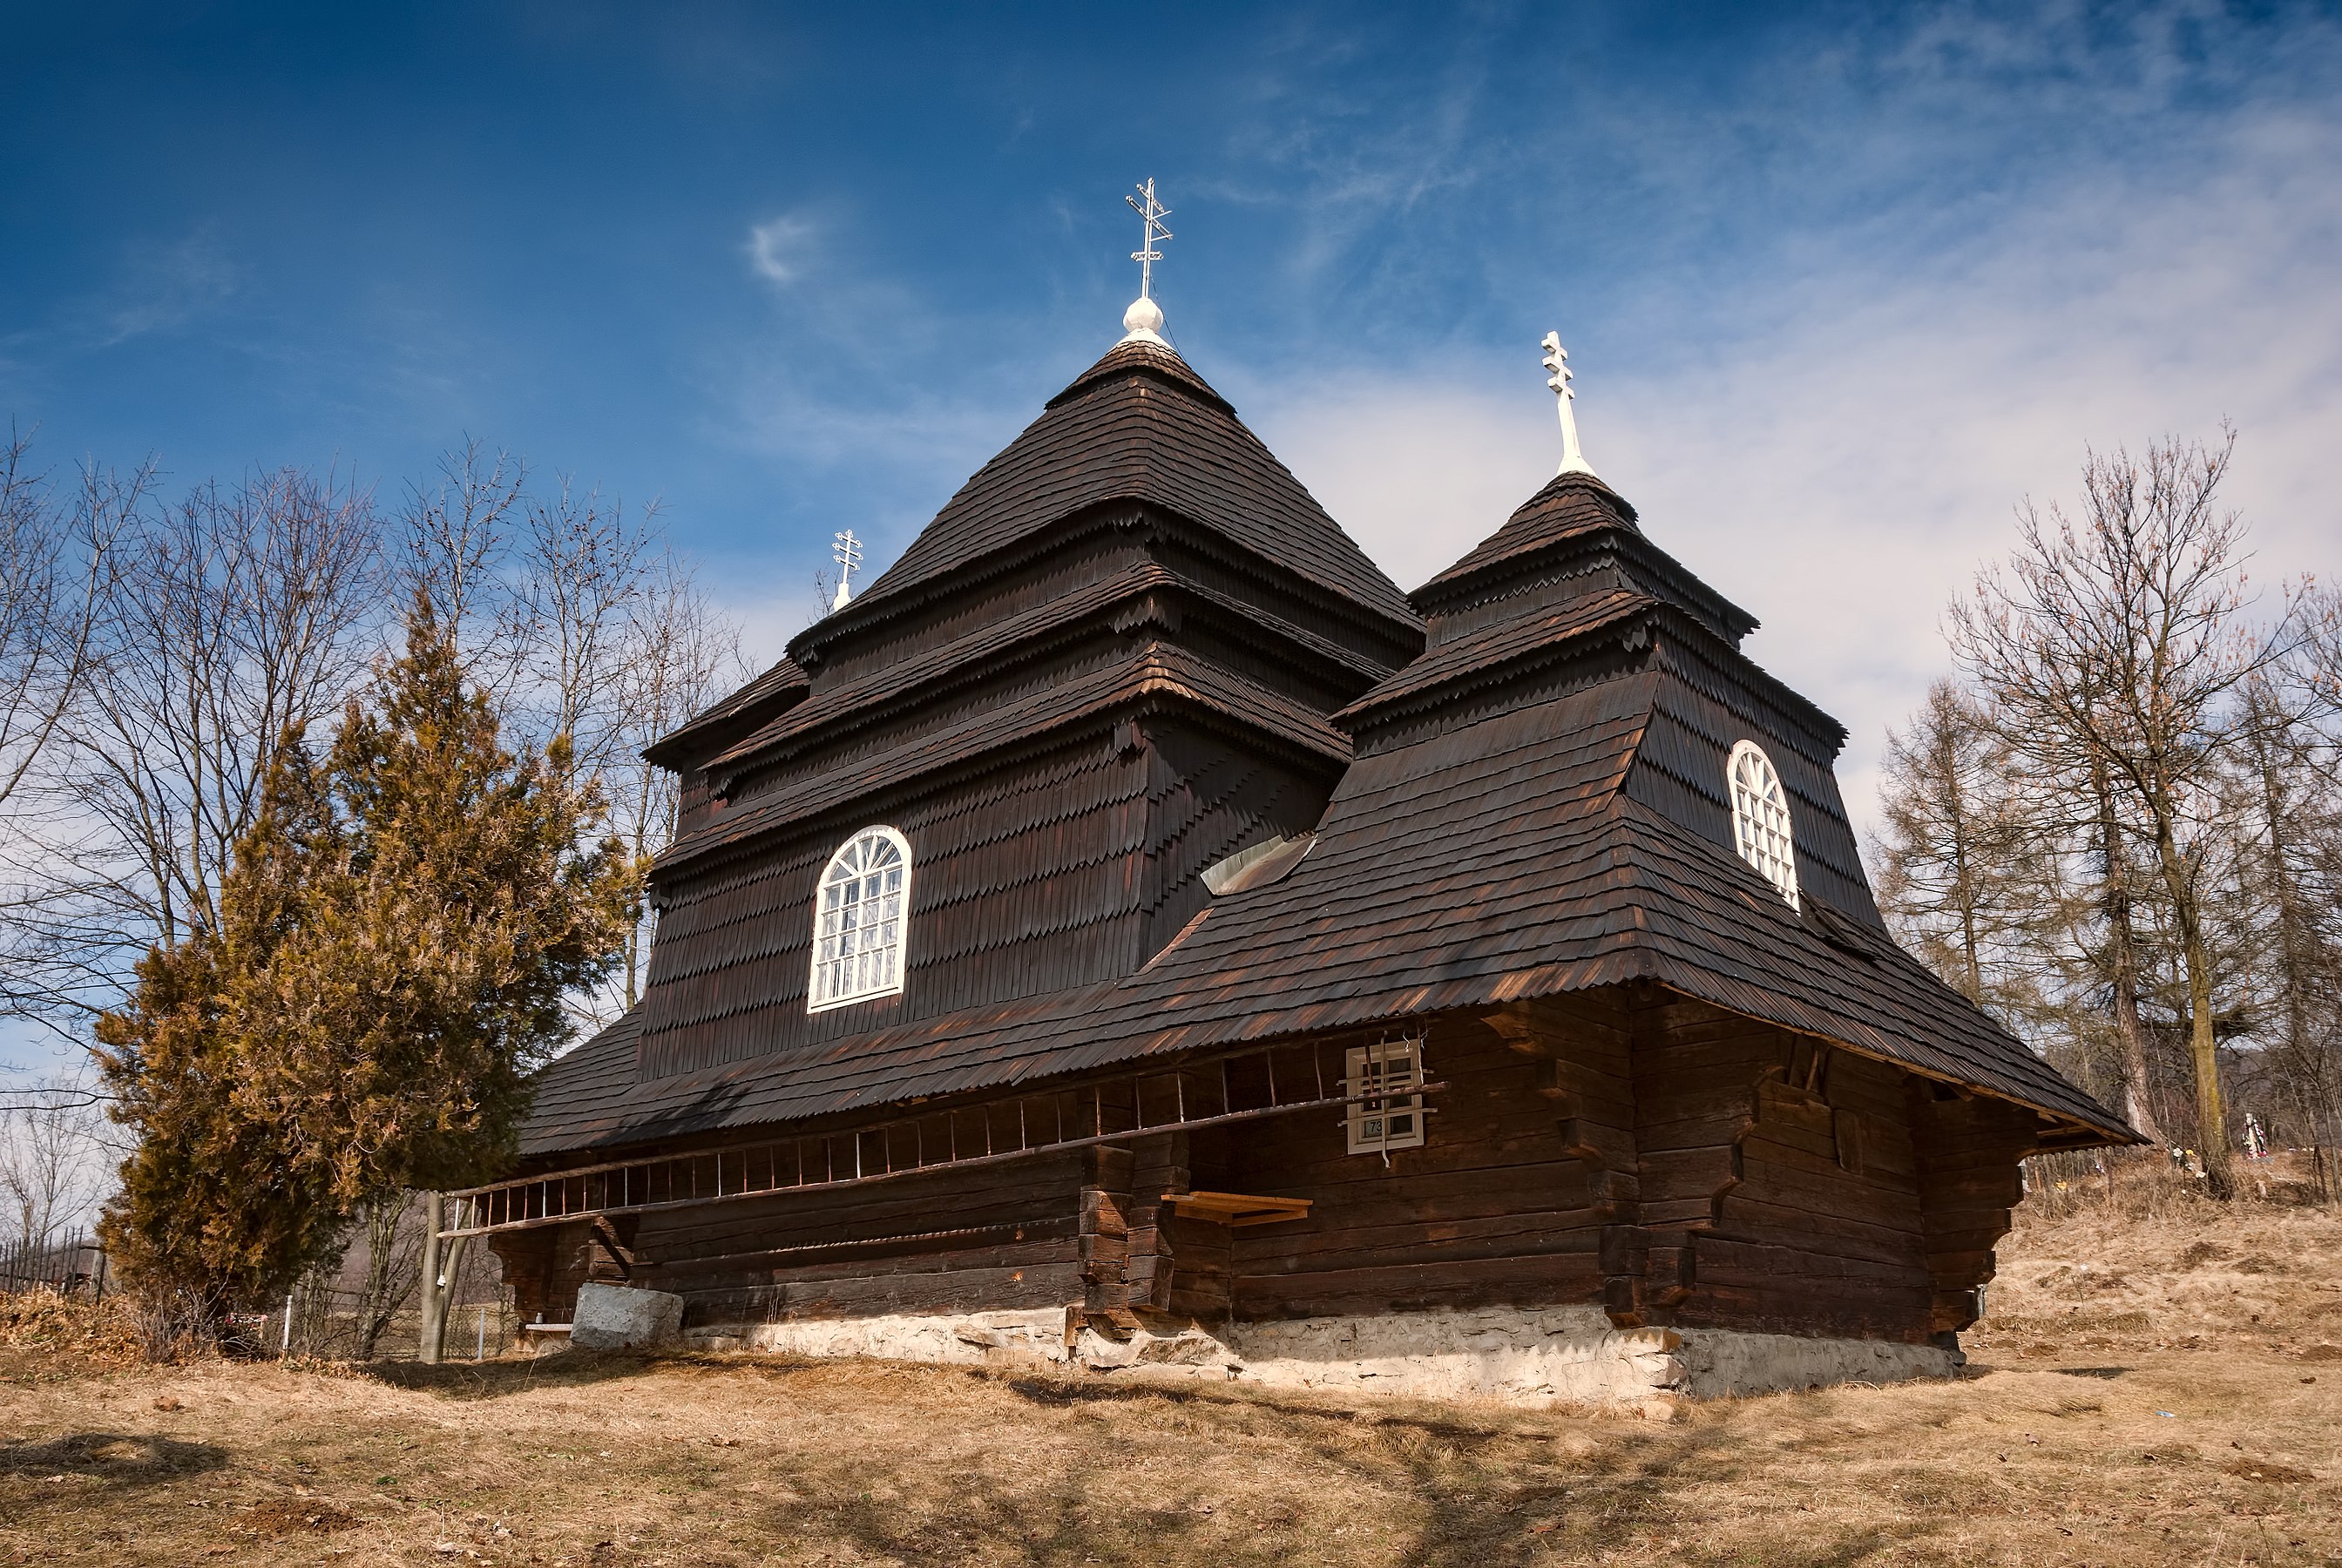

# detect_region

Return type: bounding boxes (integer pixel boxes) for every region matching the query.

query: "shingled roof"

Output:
[801,336,1419,645]
[520,667,2129,1155]
[520,463,2129,1156]
[1414,473,1760,653]
[518,348,2129,1163]
[642,656,810,770]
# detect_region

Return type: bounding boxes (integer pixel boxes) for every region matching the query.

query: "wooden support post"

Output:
[438,1233,471,1343]
[418,1191,443,1364]
[418,1193,473,1364]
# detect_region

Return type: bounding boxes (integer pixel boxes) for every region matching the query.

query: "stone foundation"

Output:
[692,1308,1073,1369]
[686,1304,1955,1406]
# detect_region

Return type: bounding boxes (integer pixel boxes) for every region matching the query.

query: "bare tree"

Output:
[1951,430,2308,1196]
[509,478,660,779]
[0,429,125,820]
[0,1072,115,1247]
[8,430,742,1044]
[394,438,530,694]
[348,1195,427,1359]
[21,464,382,1019]
[0,436,144,1022]
[602,552,741,1012]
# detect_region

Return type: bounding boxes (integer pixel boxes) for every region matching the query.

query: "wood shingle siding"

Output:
[498,324,2128,1360]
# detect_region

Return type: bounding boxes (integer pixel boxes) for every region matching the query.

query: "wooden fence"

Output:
[0,1230,108,1299]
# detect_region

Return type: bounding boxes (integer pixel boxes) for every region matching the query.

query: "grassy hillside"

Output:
[3,1174,2337,1566]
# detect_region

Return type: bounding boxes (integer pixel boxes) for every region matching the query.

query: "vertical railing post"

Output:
[418,1191,444,1364]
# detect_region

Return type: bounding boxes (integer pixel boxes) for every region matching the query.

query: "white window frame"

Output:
[807,825,912,1013]
[1726,739,1801,910]
[1344,1038,1427,1156]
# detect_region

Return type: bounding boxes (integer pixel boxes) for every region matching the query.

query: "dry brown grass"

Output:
[0,1289,143,1370]
[3,1186,2338,1567]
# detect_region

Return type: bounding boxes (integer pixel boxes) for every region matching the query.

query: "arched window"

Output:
[808,826,911,1012]
[1726,740,1801,910]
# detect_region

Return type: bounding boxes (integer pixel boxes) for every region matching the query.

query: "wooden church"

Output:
[461,224,2131,1404]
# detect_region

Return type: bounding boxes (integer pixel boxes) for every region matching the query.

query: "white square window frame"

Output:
[1344,1038,1427,1156]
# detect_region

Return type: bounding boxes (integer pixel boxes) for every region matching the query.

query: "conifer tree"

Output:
[243,592,633,1209]
[96,595,633,1319]
[94,740,348,1315]
[1871,680,2019,1010]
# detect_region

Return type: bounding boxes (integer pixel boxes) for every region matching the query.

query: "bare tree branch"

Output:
[1948,429,2309,1194]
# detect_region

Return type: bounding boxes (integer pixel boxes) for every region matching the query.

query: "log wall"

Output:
[493,1152,1087,1328]
[1215,1017,1605,1320]
[492,988,2045,1346]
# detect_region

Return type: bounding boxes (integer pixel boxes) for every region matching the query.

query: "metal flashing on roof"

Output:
[1201,832,1316,895]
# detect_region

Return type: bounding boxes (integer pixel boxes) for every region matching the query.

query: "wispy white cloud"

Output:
[100,226,240,346]
[747,213,820,285]
[1251,91,2342,840]
[702,2,2342,844]
[713,203,1074,634]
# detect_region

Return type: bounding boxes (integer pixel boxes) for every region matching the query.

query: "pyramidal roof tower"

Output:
[625,181,1424,1082]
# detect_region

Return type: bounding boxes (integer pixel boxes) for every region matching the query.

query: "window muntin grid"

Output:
[808,826,910,1012]
[1727,740,1801,910]
[1344,1038,1426,1155]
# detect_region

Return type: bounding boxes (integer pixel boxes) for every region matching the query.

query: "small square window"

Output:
[1345,1039,1426,1156]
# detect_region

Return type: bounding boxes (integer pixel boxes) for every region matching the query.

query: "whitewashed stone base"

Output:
[692,1308,1072,1369]
[685,1303,1954,1405]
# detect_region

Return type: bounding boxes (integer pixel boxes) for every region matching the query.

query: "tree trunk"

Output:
[2149,812,2231,1198]
[2258,742,2321,1147]
[2090,757,2164,1145]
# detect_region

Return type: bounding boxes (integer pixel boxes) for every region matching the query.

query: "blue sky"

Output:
[6,0,2339,819]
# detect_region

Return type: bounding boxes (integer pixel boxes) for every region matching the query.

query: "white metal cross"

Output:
[1127,178,1172,300]
[1541,332,1598,478]
[832,529,863,610]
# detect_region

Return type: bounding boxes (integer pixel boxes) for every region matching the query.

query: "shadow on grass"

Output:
[999,1372,1561,1448]
[329,1355,1955,1566]
[1005,1373,1354,1419]
[359,1348,672,1400]
[719,1383,1941,1568]
[355,1346,843,1401]
[0,1430,227,1485]
[1350,1413,1929,1568]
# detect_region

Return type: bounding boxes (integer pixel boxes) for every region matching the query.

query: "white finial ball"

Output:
[1123,295,1164,337]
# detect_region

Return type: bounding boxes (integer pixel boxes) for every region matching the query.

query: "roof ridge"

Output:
[709,563,1182,774]
[645,656,812,767]
[1414,472,1641,605]
[1045,335,1234,413]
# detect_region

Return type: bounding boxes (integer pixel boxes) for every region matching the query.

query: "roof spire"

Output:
[1121,178,1173,342]
[1540,332,1598,479]
[831,528,862,610]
